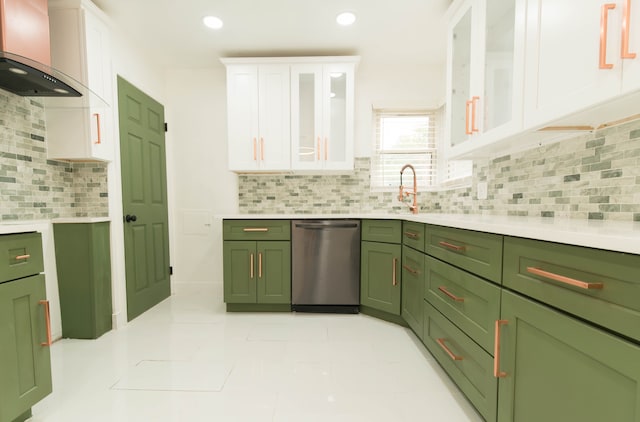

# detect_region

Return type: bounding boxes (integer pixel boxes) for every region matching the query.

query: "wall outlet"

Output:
[477,181,488,200]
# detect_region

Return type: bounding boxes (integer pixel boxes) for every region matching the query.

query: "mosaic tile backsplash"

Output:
[0,91,108,221]
[239,120,640,221]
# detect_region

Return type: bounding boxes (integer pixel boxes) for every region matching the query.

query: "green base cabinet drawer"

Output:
[54,222,112,339]
[401,246,424,338]
[423,301,497,422]
[361,220,402,244]
[426,225,503,283]
[223,220,291,241]
[0,232,44,284]
[360,241,401,315]
[498,290,640,422]
[424,256,501,354]
[503,236,640,342]
[402,221,425,252]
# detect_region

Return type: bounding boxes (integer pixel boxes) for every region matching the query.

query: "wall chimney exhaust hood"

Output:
[0,0,83,97]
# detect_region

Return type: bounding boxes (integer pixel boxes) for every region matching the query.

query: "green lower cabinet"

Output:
[401,246,424,338]
[360,241,401,315]
[223,241,290,305]
[0,275,52,422]
[423,300,497,421]
[54,222,112,339]
[497,290,640,422]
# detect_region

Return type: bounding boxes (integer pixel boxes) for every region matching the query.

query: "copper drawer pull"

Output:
[39,300,53,347]
[93,113,101,144]
[392,258,398,286]
[243,228,269,232]
[250,253,254,279]
[403,231,419,239]
[622,0,637,59]
[260,137,265,161]
[465,99,473,135]
[15,254,31,260]
[258,253,263,278]
[438,241,466,252]
[526,267,604,290]
[494,320,508,378]
[600,3,616,69]
[402,264,419,276]
[436,338,463,361]
[253,137,257,161]
[438,286,465,302]
[471,96,480,132]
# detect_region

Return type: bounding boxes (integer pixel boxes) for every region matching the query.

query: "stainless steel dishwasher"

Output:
[291,220,361,313]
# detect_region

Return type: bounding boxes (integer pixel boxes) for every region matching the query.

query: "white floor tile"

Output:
[30,285,483,421]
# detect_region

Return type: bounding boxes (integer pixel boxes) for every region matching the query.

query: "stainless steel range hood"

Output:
[0,0,83,98]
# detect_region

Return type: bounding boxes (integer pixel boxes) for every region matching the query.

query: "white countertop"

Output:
[0,217,111,235]
[221,213,640,255]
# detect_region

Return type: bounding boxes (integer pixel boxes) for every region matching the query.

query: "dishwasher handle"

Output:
[294,222,359,229]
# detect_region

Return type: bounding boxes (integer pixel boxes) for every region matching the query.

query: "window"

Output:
[371,108,472,191]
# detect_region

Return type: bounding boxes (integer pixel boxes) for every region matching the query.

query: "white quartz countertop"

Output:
[221,213,640,255]
[0,217,111,235]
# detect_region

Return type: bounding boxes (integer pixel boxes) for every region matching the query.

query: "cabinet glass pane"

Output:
[484,0,515,131]
[298,73,316,162]
[329,72,346,161]
[451,10,472,146]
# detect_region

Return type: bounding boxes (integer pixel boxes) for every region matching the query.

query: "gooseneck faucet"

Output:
[398,164,418,214]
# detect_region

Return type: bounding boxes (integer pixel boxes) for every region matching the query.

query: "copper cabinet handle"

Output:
[436,338,463,361]
[438,286,465,302]
[526,267,604,290]
[471,96,480,132]
[402,264,419,276]
[250,253,254,279]
[260,137,265,161]
[93,113,101,144]
[243,228,269,232]
[258,253,262,278]
[392,258,398,286]
[600,3,616,69]
[39,300,53,347]
[438,241,466,252]
[253,138,257,161]
[403,231,419,239]
[15,254,31,260]
[465,100,473,135]
[622,0,636,59]
[317,137,321,160]
[494,320,508,378]
[324,138,328,161]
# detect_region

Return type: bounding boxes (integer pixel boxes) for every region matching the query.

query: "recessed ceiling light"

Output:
[336,12,356,26]
[203,15,223,30]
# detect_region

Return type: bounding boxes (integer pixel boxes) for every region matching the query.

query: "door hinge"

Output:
[164,122,168,132]
[169,266,173,275]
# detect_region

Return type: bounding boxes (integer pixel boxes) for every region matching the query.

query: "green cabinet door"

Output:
[0,275,52,422]
[54,222,112,339]
[256,241,291,304]
[360,241,401,315]
[498,290,640,422]
[401,245,424,338]
[223,241,257,303]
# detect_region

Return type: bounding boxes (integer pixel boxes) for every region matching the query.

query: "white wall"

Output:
[162,59,445,293]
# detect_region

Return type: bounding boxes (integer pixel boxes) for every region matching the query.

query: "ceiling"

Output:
[90,0,452,68]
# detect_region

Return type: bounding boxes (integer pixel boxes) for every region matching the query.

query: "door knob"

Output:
[125,214,137,223]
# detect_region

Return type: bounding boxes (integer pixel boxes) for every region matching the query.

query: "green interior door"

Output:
[117,76,171,321]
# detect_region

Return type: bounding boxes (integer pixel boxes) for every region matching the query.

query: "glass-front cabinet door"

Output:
[291,63,355,170]
[445,0,525,159]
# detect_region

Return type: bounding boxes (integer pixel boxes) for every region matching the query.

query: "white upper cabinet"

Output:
[224,63,291,172]
[46,0,114,162]
[445,0,526,159]
[291,62,356,171]
[222,56,358,173]
[524,0,640,129]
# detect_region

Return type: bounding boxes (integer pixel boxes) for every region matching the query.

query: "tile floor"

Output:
[31,284,483,421]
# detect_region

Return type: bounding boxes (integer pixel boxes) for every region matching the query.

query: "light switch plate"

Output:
[477,181,488,200]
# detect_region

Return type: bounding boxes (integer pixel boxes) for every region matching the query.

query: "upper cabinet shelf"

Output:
[221,56,359,173]
[446,0,640,159]
[45,0,114,162]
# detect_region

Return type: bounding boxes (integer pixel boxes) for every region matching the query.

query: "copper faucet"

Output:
[398,164,418,214]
